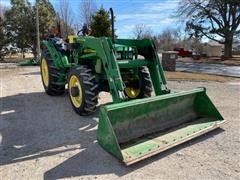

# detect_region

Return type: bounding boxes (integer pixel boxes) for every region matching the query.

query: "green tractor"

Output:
[40,9,225,165]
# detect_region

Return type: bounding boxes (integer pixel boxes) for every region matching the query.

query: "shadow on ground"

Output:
[19,71,41,76]
[0,92,98,165]
[0,91,224,179]
[44,128,223,179]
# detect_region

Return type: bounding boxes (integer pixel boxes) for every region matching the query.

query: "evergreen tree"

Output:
[33,0,56,57]
[38,0,56,38]
[0,16,7,60]
[5,0,34,56]
[5,0,56,58]
[90,7,111,37]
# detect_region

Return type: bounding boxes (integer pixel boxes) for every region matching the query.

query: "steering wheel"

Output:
[77,30,82,36]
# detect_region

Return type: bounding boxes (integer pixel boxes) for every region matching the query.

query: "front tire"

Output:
[68,66,98,115]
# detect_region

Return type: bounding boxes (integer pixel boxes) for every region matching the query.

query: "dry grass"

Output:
[166,71,237,82]
[1,53,34,63]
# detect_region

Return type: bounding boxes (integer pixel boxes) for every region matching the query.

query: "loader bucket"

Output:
[97,88,225,165]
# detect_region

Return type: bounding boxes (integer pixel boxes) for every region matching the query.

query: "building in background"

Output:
[232,42,240,55]
[203,42,223,57]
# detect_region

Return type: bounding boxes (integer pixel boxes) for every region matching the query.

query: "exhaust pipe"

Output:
[110,8,114,43]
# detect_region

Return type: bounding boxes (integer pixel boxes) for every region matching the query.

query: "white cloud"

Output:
[118,13,166,21]
[160,17,176,24]
[117,14,132,21]
[117,13,174,22]
[115,0,182,37]
[116,24,135,35]
[116,0,180,25]
[0,0,10,6]
[144,0,180,12]
[117,13,177,26]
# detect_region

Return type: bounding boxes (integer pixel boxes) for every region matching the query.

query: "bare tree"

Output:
[79,0,97,27]
[59,0,74,38]
[155,28,182,51]
[132,24,153,39]
[176,0,240,58]
[0,3,8,20]
[73,23,81,34]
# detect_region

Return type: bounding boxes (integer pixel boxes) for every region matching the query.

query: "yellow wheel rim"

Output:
[41,58,49,87]
[125,87,140,98]
[125,76,140,98]
[69,75,82,108]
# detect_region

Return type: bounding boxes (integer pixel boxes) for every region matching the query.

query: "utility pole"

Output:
[36,0,40,62]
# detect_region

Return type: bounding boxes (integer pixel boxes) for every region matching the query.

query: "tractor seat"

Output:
[50,37,70,55]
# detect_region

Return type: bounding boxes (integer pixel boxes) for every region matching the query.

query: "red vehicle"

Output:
[174,48,192,57]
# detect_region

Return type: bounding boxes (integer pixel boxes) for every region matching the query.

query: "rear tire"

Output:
[40,46,65,96]
[68,66,98,116]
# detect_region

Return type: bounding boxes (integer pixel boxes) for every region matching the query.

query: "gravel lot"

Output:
[0,66,240,180]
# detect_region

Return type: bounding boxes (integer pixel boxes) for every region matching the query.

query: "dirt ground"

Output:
[0,66,240,180]
[165,71,235,82]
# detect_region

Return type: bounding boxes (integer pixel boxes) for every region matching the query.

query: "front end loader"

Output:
[40,8,225,165]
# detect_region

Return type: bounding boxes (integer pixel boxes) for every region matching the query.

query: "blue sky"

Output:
[1,0,182,38]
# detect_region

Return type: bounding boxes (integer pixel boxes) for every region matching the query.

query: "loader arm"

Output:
[83,37,170,99]
[83,37,127,103]
[116,39,169,95]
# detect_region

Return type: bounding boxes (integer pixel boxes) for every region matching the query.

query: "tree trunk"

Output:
[22,49,25,59]
[32,42,37,60]
[224,38,233,58]
[33,49,37,60]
